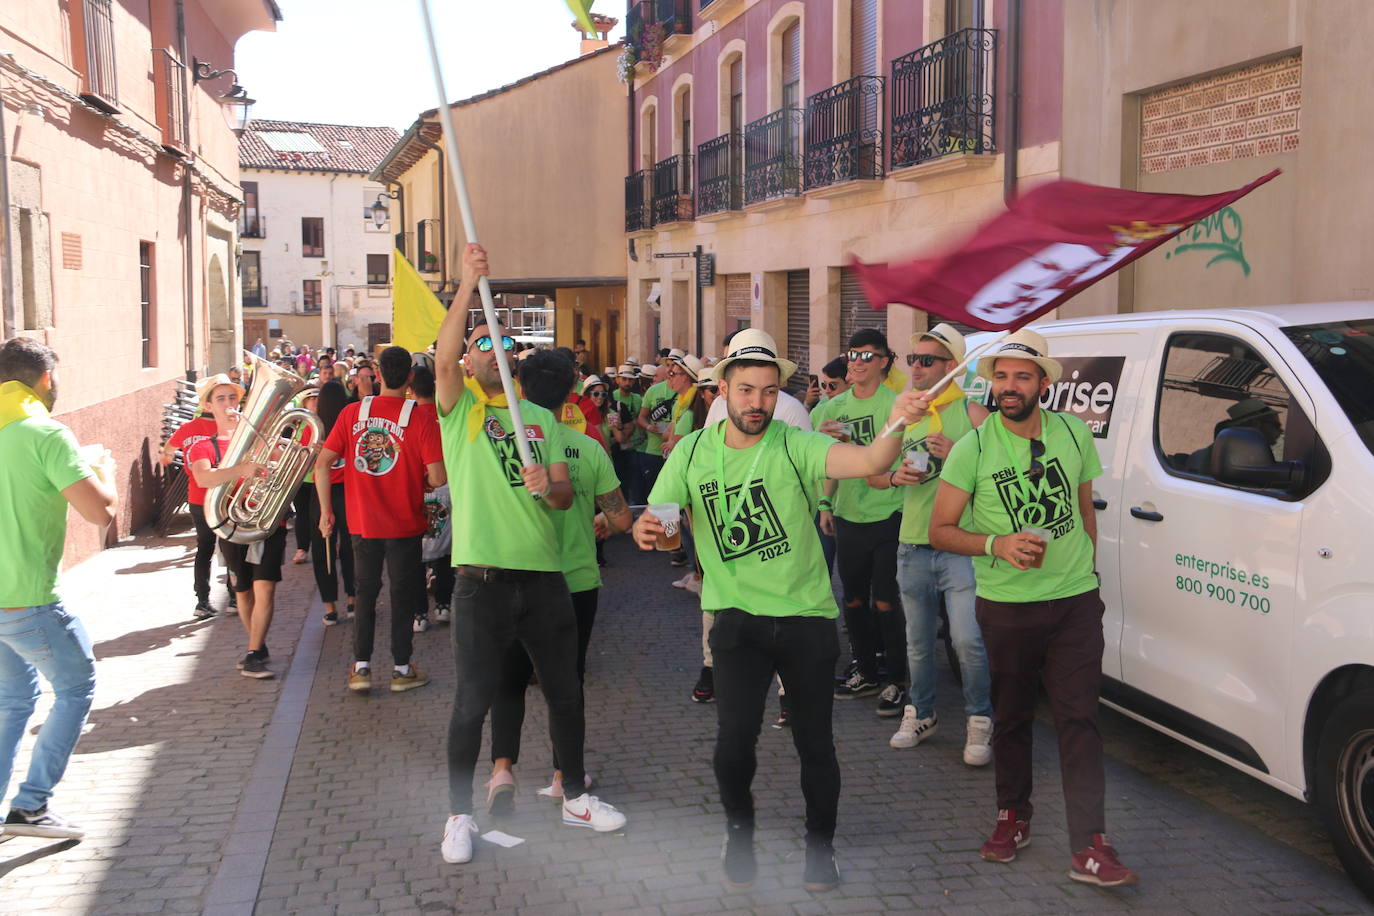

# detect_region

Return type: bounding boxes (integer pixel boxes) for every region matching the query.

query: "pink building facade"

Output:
[2,0,280,565]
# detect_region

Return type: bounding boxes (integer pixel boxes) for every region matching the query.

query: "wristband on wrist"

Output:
[818,499,833,511]
[984,534,997,557]
[889,470,897,487]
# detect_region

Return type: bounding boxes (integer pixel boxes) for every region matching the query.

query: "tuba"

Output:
[204,353,324,544]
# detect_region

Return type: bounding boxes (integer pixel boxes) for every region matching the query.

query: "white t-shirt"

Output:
[705,389,813,431]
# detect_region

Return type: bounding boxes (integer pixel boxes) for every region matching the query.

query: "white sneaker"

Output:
[434,605,451,624]
[441,814,478,863]
[964,715,994,766]
[413,615,429,633]
[684,574,701,596]
[562,793,627,832]
[889,706,938,749]
[671,574,691,589]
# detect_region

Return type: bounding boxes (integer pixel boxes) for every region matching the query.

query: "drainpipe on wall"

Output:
[0,82,14,340]
[1003,0,1022,206]
[176,0,198,380]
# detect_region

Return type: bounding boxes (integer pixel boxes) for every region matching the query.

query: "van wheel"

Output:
[1314,690,1374,900]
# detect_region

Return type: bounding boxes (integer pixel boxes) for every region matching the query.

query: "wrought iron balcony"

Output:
[154,50,188,153]
[80,0,119,112]
[697,132,742,216]
[804,76,885,190]
[239,213,266,238]
[652,154,694,225]
[890,28,997,170]
[625,169,654,232]
[628,0,692,49]
[743,108,803,206]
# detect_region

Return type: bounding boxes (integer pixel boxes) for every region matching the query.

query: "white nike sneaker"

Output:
[964,715,994,766]
[562,793,627,832]
[441,814,478,863]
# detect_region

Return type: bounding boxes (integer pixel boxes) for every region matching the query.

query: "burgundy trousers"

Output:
[975,588,1106,851]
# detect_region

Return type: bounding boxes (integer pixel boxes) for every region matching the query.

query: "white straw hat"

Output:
[913,322,968,363]
[976,328,1062,383]
[708,329,797,384]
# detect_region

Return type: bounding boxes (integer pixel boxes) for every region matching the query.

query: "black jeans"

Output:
[710,609,841,842]
[835,513,908,685]
[188,503,216,604]
[309,485,354,603]
[350,534,423,667]
[447,571,584,815]
[427,559,454,610]
[490,588,599,767]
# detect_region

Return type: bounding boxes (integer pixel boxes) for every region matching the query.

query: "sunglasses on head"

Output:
[472,335,515,353]
[906,353,952,368]
[1028,437,1046,482]
[846,349,885,363]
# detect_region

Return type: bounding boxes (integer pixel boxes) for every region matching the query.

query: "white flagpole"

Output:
[417,0,535,469]
[879,330,1010,439]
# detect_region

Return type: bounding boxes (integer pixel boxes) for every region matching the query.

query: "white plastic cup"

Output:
[1020,525,1052,569]
[907,449,931,473]
[649,503,682,551]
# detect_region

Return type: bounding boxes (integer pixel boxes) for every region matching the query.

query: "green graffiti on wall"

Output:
[1163,206,1250,275]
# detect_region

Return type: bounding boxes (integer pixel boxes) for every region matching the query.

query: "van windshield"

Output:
[1282,319,1374,456]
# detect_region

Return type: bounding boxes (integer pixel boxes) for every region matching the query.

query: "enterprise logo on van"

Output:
[970,356,1125,439]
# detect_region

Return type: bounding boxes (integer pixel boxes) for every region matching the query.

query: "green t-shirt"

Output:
[671,390,697,437]
[639,381,675,455]
[941,409,1103,602]
[812,385,903,523]
[437,387,567,571]
[613,390,644,450]
[898,397,977,545]
[648,422,838,618]
[555,429,620,593]
[0,415,92,607]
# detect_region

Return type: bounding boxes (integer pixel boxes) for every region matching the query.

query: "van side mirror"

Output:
[1211,427,1306,491]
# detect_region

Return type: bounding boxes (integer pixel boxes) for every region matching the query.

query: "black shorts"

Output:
[220,525,288,590]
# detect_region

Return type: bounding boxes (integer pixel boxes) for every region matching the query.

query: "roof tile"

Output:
[238,120,401,173]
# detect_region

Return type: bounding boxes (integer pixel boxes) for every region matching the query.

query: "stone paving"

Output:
[1,522,1371,915]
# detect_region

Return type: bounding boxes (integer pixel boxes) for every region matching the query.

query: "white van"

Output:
[962,303,1374,899]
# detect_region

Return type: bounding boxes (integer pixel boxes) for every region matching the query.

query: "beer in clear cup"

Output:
[837,421,854,443]
[650,503,682,551]
[1020,525,1052,569]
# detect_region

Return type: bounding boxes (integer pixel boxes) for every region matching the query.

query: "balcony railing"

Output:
[628,0,693,50]
[154,50,188,152]
[239,213,266,238]
[890,28,997,170]
[804,75,885,190]
[652,154,694,225]
[743,108,803,206]
[625,169,654,232]
[81,0,119,111]
[697,132,742,216]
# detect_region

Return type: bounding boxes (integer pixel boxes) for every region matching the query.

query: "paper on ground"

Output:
[480,830,525,848]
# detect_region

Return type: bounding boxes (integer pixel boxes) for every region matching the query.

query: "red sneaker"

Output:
[979,809,1030,862]
[1069,834,1140,887]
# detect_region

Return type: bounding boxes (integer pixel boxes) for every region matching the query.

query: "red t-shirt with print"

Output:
[169,416,219,504]
[322,395,442,539]
[185,432,230,507]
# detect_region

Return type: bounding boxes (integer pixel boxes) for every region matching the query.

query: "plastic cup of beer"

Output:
[650,503,682,551]
[837,421,854,443]
[906,449,930,473]
[1020,526,1052,568]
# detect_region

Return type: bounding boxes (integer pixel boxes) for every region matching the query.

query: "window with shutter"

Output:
[782,22,801,110]
[786,270,810,379]
[851,0,878,77]
[839,266,886,346]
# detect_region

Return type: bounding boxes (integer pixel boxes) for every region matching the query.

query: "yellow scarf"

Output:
[671,388,696,427]
[884,366,910,394]
[464,375,508,441]
[0,380,49,433]
[909,383,965,436]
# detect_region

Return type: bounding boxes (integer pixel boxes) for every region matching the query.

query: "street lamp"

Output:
[193,58,256,136]
[370,190,399,230]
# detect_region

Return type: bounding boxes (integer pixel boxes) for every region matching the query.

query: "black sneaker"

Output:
[833,672,881,700]
[322,610,339,626]
[803,841,841,891]
[670,550,690,567]
[241,655,274,679]
[4,806,84,839]
[835,658,860,684]
[876,684,909,717]
[692,666,715,704]
[236,648,269,670]
[192,601,215,620]
[721,822,756,888]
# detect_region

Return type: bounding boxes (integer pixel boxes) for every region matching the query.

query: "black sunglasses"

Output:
[906,353,952,368]
[823,380,843,392]
[473,335,515,353]
[846,349,884,363]
[1028,438,1046,482]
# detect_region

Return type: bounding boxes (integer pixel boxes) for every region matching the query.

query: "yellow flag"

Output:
[391,249,447,353]
[566,0,598,36]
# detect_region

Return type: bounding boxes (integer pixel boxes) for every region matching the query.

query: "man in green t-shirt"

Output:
[875,325,994,764]
[486,349,632,810]
[610,365,643,500]
[0,337,117,840]
[813,328,908,715]
[434,244,627,866]
[930,329,1138,888]
[635,363,677,494]
[633,329,927,893]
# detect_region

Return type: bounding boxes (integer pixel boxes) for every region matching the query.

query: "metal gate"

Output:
[786,270,810,379]
[839,266,886,347]
[725,274,751,329]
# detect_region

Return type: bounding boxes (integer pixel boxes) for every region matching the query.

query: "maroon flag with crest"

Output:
[852,169,1280,332]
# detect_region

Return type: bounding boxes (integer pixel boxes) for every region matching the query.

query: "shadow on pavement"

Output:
[93,618,215,660]
[0,837,81,878]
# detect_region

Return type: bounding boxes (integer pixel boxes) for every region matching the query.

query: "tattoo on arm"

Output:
[596,489,629,517]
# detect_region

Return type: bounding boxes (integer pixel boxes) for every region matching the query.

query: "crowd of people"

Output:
[0,240,1137,892]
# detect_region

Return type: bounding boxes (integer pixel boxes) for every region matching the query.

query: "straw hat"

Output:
[708,329,797,384]
[197,373,246,413]
[676,354,705,381]
[976,328,1062,384]
[640,365,659,379]
[581,374,608,392]
[616,364,638,379]
[912,322,968,363]
[666,347,687,363]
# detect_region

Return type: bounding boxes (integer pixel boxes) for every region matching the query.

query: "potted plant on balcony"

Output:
[638,22,666,73]
[421,250,438,272]
[617,44,638,83]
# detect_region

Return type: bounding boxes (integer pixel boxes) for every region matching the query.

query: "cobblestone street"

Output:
[1,524,1370,915]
